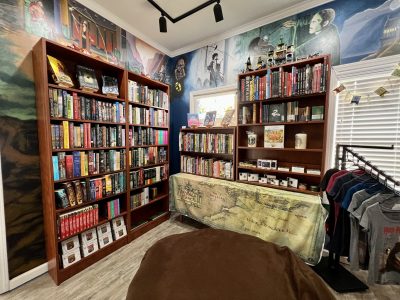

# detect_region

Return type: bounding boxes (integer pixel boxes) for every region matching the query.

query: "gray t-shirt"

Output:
[348,189,372,214]
[352,192,394,221]
[360,203,400,284]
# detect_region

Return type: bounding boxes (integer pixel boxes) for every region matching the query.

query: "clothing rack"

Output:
[313,143,396,293]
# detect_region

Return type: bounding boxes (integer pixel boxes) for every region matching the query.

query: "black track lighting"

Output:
[159,14,167,33]
[214,1,223,22]
[148,0,224,33]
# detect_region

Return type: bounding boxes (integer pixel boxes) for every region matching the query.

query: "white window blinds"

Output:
[334,74,400,180]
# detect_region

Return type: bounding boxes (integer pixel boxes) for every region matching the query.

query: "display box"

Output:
[61,235,80,254]
[259,177,268,184]
[97,222,112,238]
[306,169,321,175]
[248,173,259,182]
[81,239,99,257]
[113,226,127,241]
[239,172,248,181]
[271,179,280,186]
[291,166,305,173]
[98,233,113,248]
[62,248,81,268]
[277,167,290,172]
[81,228,97,245]
[280,180,288,187]
[287,177,299,188]
[111,216,125,230]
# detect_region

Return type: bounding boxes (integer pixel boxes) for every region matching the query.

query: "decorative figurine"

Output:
[245,57,252,72]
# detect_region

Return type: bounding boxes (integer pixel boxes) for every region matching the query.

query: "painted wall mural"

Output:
[168,0,400,175]
[0,0,169,279]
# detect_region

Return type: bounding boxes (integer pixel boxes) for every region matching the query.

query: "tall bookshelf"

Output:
[32,38,169,284]
[126,71,170,240]
[236,55,330,195]
[179,127,236,181]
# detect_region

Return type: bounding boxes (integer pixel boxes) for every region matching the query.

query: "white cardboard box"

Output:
[111,216,125,230]
[62,248,81,268]
[113,226,127,241]
[61,236,80,254]
[248,173,259,182]
[98,233,113,248]
[81,228,97,245]
[81,239,99,257]
[239,172,248,181]
[291,166,305,173]
[97,222,112,238]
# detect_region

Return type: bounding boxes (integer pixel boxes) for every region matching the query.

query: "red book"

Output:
[66,215,71,238]
[60,216,65,239]
[65,155,73,179]
[73,92,79,120]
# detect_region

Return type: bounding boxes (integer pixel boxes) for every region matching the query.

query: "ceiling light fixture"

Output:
[147,0,224,33]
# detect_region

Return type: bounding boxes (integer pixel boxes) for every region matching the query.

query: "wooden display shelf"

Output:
[237,92,326,105]
[237,180,319,195]
[48,83,125,102]
[180,172,234,181]
[130,194,169,212]
[127,70,169,91]
[130,162,168,171]
[57,212,128,242]
[130,179,169,191]
[180,126,236,131]
[130,144,168,148]
[128,101,168,111]
[58,236,127,283]
[52,146,126,152]
[129,211,170,241]
[129,124,168,129]
[51,117,125,126]
[180,151,234,156]
[54,169,126,184]
[238,120,324,126]
[237,166,321,178]
[56,191,127,214]
[237,147,323,152]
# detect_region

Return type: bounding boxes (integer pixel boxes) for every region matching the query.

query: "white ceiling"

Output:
[77,0,332,57]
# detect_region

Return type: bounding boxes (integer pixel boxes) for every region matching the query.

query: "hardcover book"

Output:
[187,113,200,127]
[220,109,234,127]
[47,55,74,88]
[311,106,324,120]
[203,111,216,127]
[55,188,69,209]
[101,75,119,96]
[268,103,286,122]
[76,65,99,92]
[264,125,285,148]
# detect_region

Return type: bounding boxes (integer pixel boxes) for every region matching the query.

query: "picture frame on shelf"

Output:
[187,113,200,128]
[220,109,235,127]
[264,125,284,148]
[76,65,99,92]
[47,55,74,88]
[203,111,216,127]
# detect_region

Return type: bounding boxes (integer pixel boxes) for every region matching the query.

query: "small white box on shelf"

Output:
[270,160,278,169]
[291,166,305,173]
[258,159,271,169]
[62,248,81,268]
[97,222,112,238]
[239,172,248,181]
[259,177,268,184]
[271,179,280,186]
[81,239,99,257]
[280,180,288,187]
[248,174,259,182]
[81,228,97,245]
[61,236,80,254]
[278,167,290,172]
[113,226,127,240]
[306,169,321,175]
[111,216,125,230]
[287,177,299,188]
[98,233,113,248]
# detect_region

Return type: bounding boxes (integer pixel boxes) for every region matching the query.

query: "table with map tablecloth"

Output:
[169,173,328,265]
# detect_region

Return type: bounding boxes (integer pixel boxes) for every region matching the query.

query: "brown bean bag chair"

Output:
[126,228,334,300]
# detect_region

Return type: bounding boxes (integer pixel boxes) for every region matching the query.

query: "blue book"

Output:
[52,156,59,181]
[72,151,81,177]
[266,69,271,99]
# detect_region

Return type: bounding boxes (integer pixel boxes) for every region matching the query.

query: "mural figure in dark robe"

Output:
[207,53,223,87]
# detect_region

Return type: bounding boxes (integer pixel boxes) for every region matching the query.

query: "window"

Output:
[190,85,237,126]
[332,56,400,181]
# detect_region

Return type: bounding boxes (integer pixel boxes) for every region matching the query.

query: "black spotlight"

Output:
[214,0,223,22]
[159,14,167,32]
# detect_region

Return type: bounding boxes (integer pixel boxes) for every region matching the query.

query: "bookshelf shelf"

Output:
[130,178,168,191]
[129,124,168,129]
[129,211,170,238]
[52,146,126,152]
[48,83,125,102]
[180,126,236,132]
[237,180,320,195]
[55,191,127,214]
[51,117,125,126]
[33,38,170,285]
[130,194,168,212]
[54,169,126,184]
[180,172,235,181]
[130,162,168,171]
[236,55,330,194]
[180,151,233,156]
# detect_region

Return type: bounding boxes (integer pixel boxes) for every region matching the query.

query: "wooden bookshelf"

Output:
[236,55,330,195]
[33,38,170,285]
[179,127,236,181]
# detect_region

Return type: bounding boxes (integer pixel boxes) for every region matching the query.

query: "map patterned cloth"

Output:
[170,173,327,265]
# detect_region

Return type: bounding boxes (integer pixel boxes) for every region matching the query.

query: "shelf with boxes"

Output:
[236,55,330,195]
[179,127,236,181]
[33,38,170,284]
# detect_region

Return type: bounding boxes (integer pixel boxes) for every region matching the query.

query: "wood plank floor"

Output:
[0,216,398,300]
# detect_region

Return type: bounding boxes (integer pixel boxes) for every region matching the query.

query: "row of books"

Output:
[129,166,167,189]
[52,150,126,180]
[104,199,121,219]
[239,63,327,101]
[55,180,87,209]
[129,127,168,146]
[128,106,168,127]
[180,156,233,179]
[128,80,168,109]
[51,121,125,149]
[179,133,234,154]
[88,172,126,201]
[58,204,99,239]
[49,88,125,123]
[129,147,167,168]
[260,103,324,123]
[130,187,150,209]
